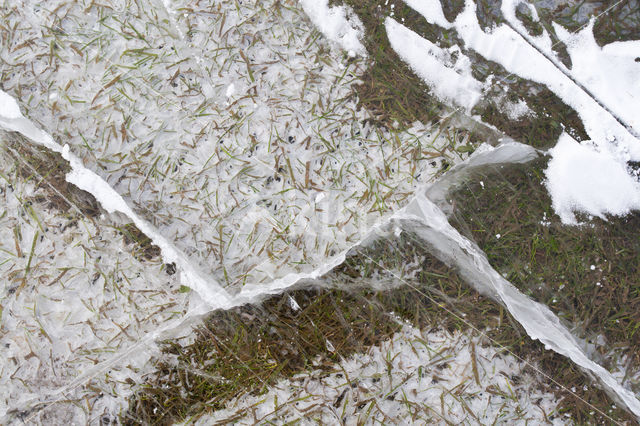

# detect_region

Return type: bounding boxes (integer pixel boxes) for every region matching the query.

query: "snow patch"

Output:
[402,0,640,223]
[553,20,640,134]
[544,134,640,224]
[300,0,366,57]
[0,90,23,119]
[402,0,453,29]
[385,18,485,112]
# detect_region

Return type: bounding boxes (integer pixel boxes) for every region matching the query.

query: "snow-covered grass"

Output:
[0,132,195,423]
[1,0,640,423]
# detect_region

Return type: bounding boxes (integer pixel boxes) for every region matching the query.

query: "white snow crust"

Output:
[300,0,367,57]
[399,0,640,223]
[545,134,640,224]
[385,17,485,111]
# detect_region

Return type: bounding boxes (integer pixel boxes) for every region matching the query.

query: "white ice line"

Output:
[0,92,232,308]
[236,141,640,419]
[0,105,388,310]
[394,195,640,419]
[6,215,391,419]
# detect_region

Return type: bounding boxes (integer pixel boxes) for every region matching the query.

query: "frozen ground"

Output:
[196,325,562,425]
[1,0,640,423]
[0,0,467,294]
[0,0,475,422]
[0,131,195,422]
